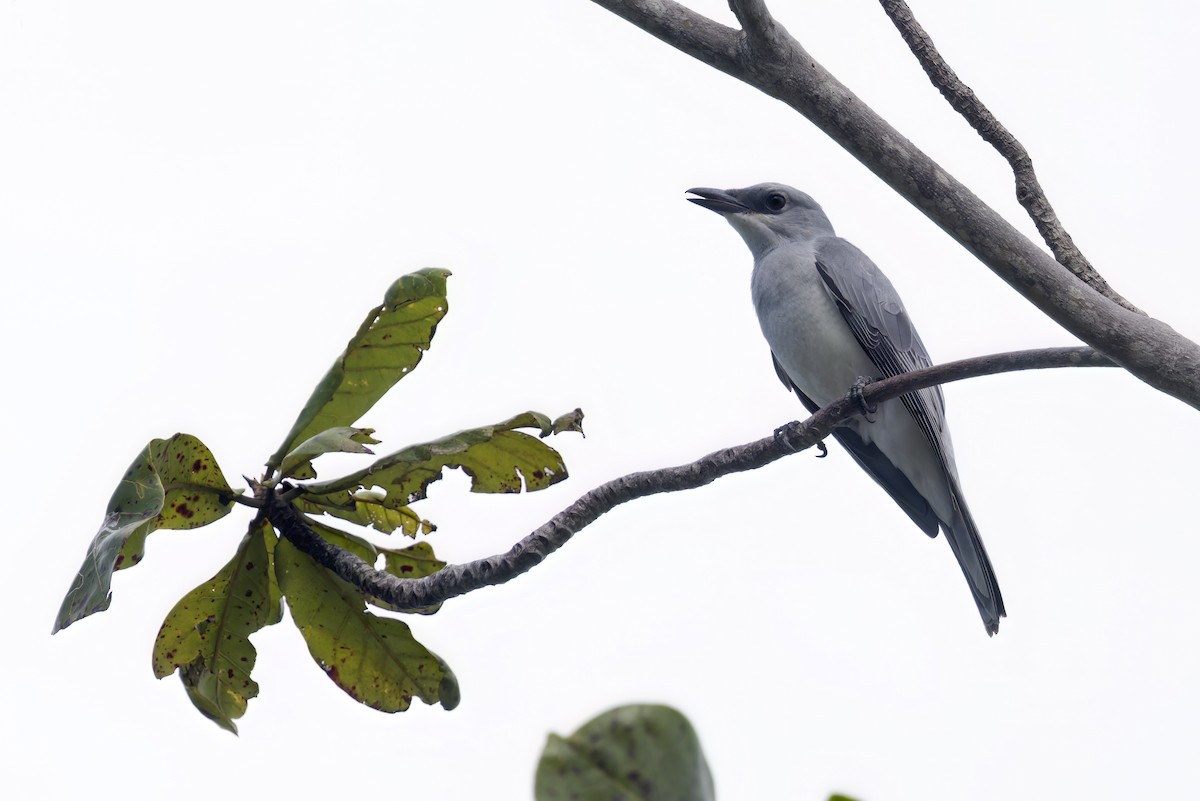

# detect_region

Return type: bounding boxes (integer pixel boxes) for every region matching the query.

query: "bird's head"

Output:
[686,183,833,257]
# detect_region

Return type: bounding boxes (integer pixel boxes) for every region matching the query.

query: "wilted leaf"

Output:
[268,269,451,470]
[275,537,451,712]
[535,704,714,801]
[279,426,379,479]
[551,408,585,436]
[152,520,278,733]
[53,434,235,633]
[301,411,575,504]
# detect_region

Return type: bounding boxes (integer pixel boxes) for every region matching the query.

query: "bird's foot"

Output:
[773,421,800,452]
[774,422,829,457]
[851,376,877,421]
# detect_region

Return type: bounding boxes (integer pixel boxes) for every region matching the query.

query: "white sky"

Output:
[4,1,1199,799]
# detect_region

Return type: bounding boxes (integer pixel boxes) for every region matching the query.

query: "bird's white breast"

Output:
[751,245,877,407]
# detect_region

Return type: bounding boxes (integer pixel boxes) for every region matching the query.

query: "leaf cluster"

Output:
[53,269,582,732]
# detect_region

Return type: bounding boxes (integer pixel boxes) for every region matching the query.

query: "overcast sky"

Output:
[4,1,1199,799]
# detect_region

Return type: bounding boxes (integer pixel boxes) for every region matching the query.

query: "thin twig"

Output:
[876,0,1140,313]
[269,346,1112,611]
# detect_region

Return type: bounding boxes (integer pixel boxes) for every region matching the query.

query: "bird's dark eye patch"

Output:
[764,192,787,212]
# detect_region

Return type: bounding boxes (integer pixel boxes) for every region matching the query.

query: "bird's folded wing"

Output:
[812,237,951,461]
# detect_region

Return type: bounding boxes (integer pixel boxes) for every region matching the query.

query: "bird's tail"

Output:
[941,481,1006,636]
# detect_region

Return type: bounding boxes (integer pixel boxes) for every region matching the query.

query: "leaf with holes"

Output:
[268,269,451,470]
[275,537,455,712]
[300,411,575,504]
[53,433,235,633]
[152,519,278,733]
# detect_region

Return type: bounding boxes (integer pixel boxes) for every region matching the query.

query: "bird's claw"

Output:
[775,422,829,458]
[774,421,799,452]
[851,376,877,421]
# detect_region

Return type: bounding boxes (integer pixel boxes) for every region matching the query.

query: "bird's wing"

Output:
[812,237,949,458]
[815,238,1004,632]
[801,235,965,537]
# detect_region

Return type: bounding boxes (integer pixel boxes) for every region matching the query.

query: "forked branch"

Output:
[876,0,1139,312]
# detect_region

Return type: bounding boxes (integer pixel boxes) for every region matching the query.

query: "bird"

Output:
[687,182,1005,635]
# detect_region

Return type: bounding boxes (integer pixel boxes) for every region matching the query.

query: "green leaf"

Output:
[301,411,574,503]
[535,704,715,801]
[430,650,460,711]
[379,541,445,580]
[116,433,237,569]
[146,434,236,529]
[263,521,283,626]
[152,520,279,733]
[296,490,435,538]
[267,269,451,470]
[275,537,451,712]
[279,426,380,479]
[289,461,318,480]
[828,795,863,801]
[53,433,235,633]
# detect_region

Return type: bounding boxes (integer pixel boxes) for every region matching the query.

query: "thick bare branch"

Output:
[877,0,1139,313]
[591,0,740,73]
[269,347,1112,611]
[588,0,1200,409]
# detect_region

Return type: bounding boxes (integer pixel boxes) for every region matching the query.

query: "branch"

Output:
[587,0,1200,409]
[268,346,1112,611]
[590,0,740,74]
[876,0,1140,313]
[728,0,779,49]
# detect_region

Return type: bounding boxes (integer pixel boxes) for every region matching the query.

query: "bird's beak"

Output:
[686,187,749,214]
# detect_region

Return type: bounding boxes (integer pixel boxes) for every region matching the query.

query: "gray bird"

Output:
[687,182,1005,635]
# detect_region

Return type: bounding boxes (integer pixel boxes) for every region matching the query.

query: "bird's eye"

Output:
[765,193,787,212]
